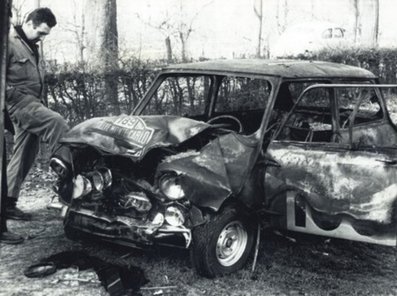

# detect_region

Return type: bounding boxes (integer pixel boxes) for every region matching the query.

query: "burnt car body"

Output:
[53,59,397,277]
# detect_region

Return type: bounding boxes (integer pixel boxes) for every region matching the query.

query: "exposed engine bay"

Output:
[61,127,217,219]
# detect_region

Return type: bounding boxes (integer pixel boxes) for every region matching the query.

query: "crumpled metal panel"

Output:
[61,115,211,160]
[267,141,397,224]
[62,114,260,210]
[159,134,259,210]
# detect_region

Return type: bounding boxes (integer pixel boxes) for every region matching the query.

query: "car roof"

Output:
[164,59,376,79]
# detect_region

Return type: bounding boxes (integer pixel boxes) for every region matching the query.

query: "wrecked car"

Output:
[52,59,397,278]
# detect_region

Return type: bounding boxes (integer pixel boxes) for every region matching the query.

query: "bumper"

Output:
[64,208,192,248]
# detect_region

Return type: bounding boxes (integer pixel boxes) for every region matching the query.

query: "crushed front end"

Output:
[57,145,202,249]
[52,114,258,249]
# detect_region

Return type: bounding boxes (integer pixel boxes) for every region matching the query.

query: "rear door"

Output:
[265,83,397,246]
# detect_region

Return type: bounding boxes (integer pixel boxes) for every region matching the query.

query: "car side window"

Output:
[321,28,332,39]
[337,87,383,129]
[333,28,344,38]
[275,83,333,142]
[336,87,385,146]
[213,77,271,134]
[215,77,270,112]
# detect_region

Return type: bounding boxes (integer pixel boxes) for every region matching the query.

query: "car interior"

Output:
[272,82,397,147]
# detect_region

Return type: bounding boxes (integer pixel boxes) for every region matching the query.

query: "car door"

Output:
[265,82,397,246]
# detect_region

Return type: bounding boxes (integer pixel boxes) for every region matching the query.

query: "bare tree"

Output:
[84,0,119,115]
[60,0,86,65]
[352,0,361,44]
[177,1,194,62]
[253,0,263,58]
[276,0,288,35]
[373,0,379,47]
[311,0,315,20]
[136,0,212,62]
[165,36,173,63]
[11,0,27,25]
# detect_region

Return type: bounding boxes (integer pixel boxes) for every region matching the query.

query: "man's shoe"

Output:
[6,206,32,221]
[0,231,24,244]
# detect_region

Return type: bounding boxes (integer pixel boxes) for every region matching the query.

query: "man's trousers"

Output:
[7,100,69,202]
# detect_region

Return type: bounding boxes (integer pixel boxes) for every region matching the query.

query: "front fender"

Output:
[158,133,260,211]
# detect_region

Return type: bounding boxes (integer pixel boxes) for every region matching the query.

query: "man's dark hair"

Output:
[26,7,57,28]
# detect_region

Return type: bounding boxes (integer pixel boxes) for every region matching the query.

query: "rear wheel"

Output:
[190,205,256,277]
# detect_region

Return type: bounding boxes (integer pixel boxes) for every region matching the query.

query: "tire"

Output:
[190,205,256,278]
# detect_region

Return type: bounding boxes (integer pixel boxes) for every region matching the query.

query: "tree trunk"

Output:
[79,12,86,65]
[373,0,379,47]
[165,36,173,63]
[0,0,11,229]
[254,0,263,58]
[353,0,360,44]
[179,32,187,62]
[311,0,315,20]
[84,0,120,115]
[276,0,288,34]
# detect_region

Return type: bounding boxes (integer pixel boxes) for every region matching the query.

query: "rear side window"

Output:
[322,28,332,39]
[337,87,383,128]
[333,28,345,38]
[273,82,390,146]
[275,83,333,142]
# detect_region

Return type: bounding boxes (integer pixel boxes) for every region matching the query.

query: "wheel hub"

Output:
[216,221,248,267]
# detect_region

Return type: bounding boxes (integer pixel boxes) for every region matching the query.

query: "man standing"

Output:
[6,8,69,220]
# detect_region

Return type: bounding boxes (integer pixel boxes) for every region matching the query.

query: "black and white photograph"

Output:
[0,0,396,295]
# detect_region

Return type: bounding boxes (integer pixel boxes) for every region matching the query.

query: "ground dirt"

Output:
[0,166,396,296]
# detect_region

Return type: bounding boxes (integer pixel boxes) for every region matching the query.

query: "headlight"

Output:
[152,213,164,226]
[98,168,112,188]
[86,168,112,192]
[165,206,185,226]
[72,175,92,199]
[159,173,185,200]
[90,171,104,191]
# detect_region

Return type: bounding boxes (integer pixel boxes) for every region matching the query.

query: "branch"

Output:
[253,0,263,19]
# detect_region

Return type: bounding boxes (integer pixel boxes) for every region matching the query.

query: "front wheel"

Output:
[190,206,256,278]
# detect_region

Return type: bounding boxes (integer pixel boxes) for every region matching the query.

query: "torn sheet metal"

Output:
[159,133,260,210]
